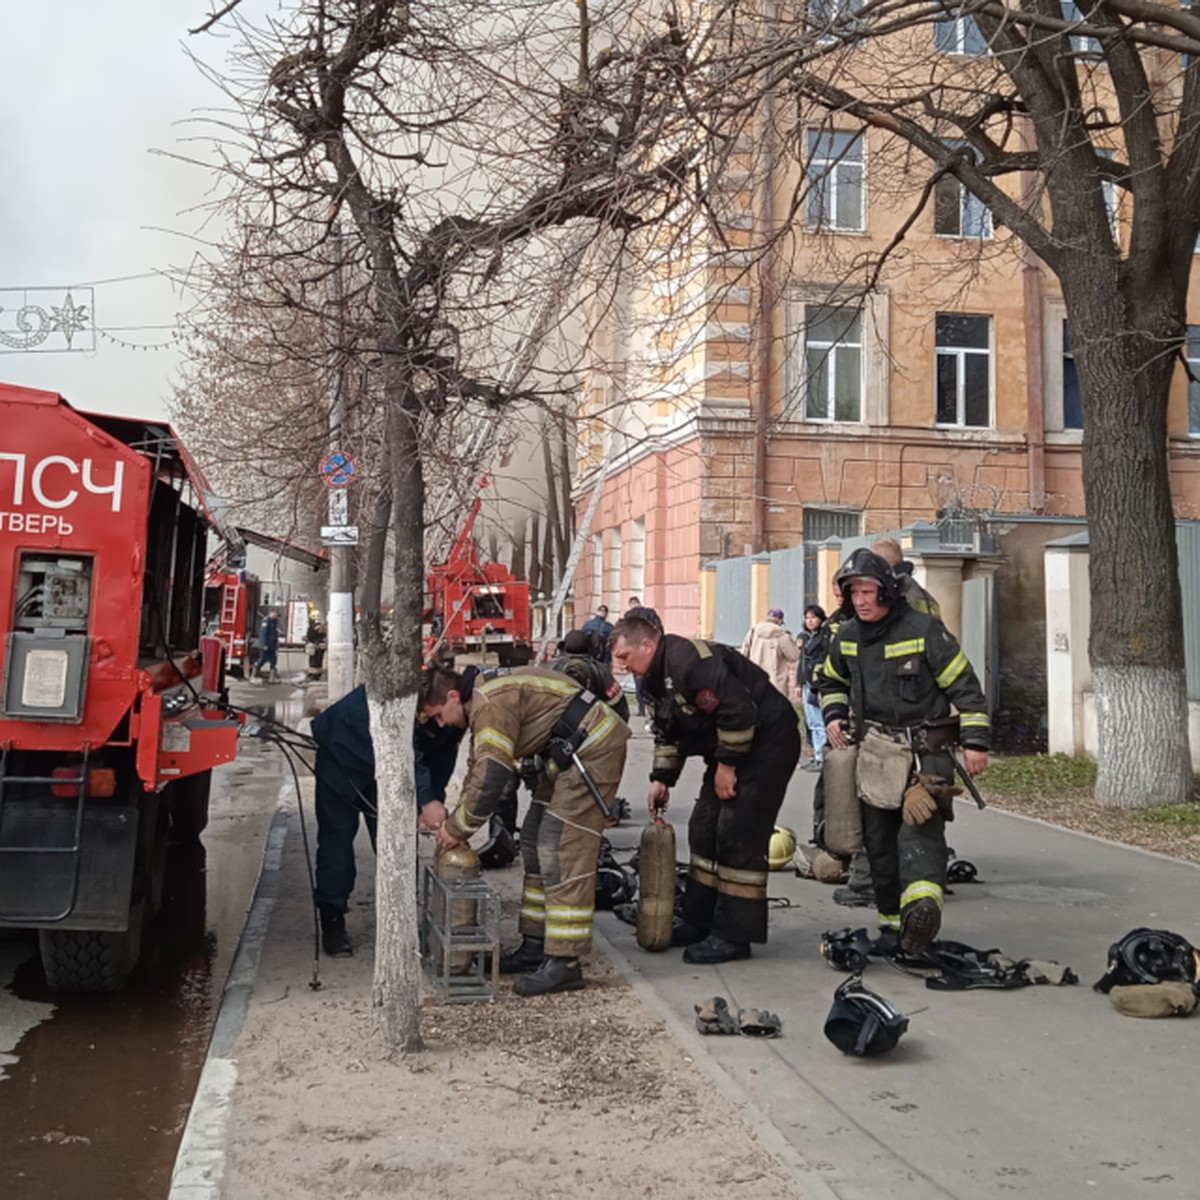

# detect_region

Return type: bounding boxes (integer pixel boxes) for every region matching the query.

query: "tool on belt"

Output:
[914,716,986,810]
[545,689,612,820]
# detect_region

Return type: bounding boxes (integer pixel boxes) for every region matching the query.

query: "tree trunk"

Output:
[367,691,423,1051]
[1065,270,1193,807]
[511,516,527,582]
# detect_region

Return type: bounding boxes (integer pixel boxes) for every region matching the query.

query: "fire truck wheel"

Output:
[38,903,144,994]
[168,771,212,843]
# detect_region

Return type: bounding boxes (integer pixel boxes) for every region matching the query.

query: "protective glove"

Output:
[916,773,962,802]
[738,1008,783,1037]
[902,781,939,826]
[694,995,739,1035]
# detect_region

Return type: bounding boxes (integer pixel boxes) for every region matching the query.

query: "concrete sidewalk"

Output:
[177,726,1200,1200]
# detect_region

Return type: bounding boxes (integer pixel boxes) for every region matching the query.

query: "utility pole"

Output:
[325,219,356,701]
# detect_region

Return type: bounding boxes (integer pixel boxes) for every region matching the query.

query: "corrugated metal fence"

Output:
[713,556,752,646]
[1176,521,1200,700]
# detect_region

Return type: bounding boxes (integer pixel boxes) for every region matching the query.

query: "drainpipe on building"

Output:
[751,5,777,554]
[1019,119,1047,512]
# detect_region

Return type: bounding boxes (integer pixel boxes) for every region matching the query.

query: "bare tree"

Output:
[188,0,708,1046]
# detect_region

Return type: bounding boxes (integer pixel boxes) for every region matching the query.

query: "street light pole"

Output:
[326,219,355,701]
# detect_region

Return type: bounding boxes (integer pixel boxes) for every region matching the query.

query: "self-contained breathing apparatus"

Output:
[544,688,613,820]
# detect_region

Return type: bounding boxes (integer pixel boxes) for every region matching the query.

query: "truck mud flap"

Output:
[0,801,138,929]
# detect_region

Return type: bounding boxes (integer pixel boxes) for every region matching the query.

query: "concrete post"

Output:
[1044,534,1092,756]
[916,553,966,640]
[750,553,771,627]
[698,563,717,639]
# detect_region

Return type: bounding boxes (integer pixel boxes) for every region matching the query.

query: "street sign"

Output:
[319,451,356,488]
[328,490,349,525]
[321,525,360,545]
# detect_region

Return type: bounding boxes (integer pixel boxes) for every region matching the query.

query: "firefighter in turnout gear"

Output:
[611,615,802,965]
[420,665,630,995]
[552,629,631,722]
[817,549,989,956]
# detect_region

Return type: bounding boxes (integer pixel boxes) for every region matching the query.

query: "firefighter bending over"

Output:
[419,665,630,996]
[610,615,801,965]
[817,549,989,957]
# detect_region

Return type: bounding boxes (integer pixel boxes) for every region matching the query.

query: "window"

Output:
[606,529,622,603]
[809,0,863,41]
[1097,149,1118,242]
[804,305,863,421]
[1188,327,1200,436]
[629,519,645,596]
[934,146,992,238]
[806,131,865,232]
[1062,0,1101,56]
[935,13,987,55]
[935,313,991,427]
[1062,321,1082,430]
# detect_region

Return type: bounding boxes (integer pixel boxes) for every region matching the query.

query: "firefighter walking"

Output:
[420,665,629,996]
[610,614,801,965]
[817,549,990,956]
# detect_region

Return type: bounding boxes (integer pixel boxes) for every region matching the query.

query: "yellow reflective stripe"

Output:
[717,865,769,885]
[884,639,925,659]
[691,639,712,658]
[841,641,858,657]
[477,674,580,701]
[519,906,546,921]
[475,728,515,759]
[691,855,717,872]
[522,887,545,903]
[877,913,901,929]
[584,705,620,749]
[822,659,849,684]
[718,726,755,744]
[716,878,767,900]
[901,881,944,908]
[936,651,968,689]
[545,905,595,919]
[451,805,481,836]
[959,712,989,727]
[821,692,849,708]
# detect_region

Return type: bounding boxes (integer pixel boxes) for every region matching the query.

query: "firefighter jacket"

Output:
[549,652,631,722]
[449,666,623,840]
[643,634,792,786]
[817,602,990,749]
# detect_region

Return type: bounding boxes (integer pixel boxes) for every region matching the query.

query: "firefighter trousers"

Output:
[682,711,801,945]
[861,750,953,923]
[517,707,630,957]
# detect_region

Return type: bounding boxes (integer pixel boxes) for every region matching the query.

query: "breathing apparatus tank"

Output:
[435,842,480,975]
[636,811,676,952]
[823,742,862,856]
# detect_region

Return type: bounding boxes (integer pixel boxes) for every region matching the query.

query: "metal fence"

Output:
[712,556,752,646]
[1177,522,1200,700]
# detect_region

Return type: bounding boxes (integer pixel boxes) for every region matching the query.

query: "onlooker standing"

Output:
[580,605,614,662]
[740,607,800,697]
[256,608,280,682]
[797,604,828,770]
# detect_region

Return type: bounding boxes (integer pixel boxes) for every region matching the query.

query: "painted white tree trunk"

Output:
[1093,665,1192,809]
[367,692,423,1050]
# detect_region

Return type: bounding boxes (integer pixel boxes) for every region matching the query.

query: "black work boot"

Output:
[499,935,544,974]
[318,904,352,957]
[513,955,584,996]
[682,934,752,965]
[899,897,942,956]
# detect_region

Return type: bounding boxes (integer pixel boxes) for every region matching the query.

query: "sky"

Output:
[0,4,258,420]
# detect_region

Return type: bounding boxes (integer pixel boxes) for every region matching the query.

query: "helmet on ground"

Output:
[477,816,518,870]
[820,927,875,973]
[769,826,797,870]
[833,548,900,607]
[1093,928,1198,993]
[824,975,909,1056]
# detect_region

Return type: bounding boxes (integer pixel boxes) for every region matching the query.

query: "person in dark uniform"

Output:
[610,614,801,965]
[817,549,989,956]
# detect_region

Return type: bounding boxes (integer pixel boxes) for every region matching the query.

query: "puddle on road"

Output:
[0,725,289,1200]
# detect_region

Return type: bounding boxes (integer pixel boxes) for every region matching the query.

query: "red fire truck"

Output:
[0,383,243,991]
[425,474,531,664]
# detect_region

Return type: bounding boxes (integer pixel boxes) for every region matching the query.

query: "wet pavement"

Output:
[0,677,306,1200]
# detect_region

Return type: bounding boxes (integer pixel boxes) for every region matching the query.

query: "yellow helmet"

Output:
[769,825,797,871]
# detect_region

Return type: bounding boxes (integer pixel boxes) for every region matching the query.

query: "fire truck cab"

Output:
[0,383,242,992]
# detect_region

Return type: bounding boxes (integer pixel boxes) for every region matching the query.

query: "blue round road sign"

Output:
[320,451,356,488]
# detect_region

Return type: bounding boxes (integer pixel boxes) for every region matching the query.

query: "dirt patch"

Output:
[217,849,801,1200]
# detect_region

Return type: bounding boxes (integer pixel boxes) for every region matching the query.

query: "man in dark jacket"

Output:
[611,615,801,964]
[580,606,614,661]
[817,549,989,955]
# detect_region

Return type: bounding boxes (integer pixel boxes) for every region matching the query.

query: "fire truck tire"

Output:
[168,771,212,843]
[38,908,143,994]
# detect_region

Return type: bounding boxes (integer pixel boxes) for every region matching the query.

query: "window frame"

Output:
[934,312,993,430]
[933,151,993,240]
[803,304,865,423]
[805,129,866,233]
[934,12,987,55]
